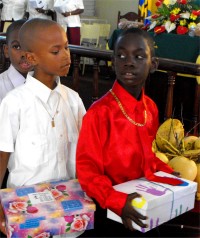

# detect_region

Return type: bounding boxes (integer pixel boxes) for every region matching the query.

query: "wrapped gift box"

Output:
[29,0,47,9]
[107,171,197,233]
[0,179,95,237]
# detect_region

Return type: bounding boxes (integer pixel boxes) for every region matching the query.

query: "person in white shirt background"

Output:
[0,1,3,21]
[27,0,55,21]
[0,19,33,104]
[55,0,84,46]
[0,19,32,238]
[0,0,28,32]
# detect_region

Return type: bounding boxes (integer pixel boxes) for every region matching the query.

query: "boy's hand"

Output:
[35,8,45,14]
[121,193,148,231]
[0,204,6,235]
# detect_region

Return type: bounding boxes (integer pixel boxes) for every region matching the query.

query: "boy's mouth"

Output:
[62,63,70,69]
[19,61,32,70]
[122,71,136,77]
[125,72,134,76]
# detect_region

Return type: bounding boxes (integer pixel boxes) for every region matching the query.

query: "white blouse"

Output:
[1,0,28,21]
[27,0,54,20]
[56,0,84,28]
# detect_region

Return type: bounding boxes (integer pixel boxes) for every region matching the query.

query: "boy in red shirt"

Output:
[76,28,181,237]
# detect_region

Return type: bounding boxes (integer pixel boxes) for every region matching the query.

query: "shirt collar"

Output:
[25,72,61,103]
[111,80,146,112]
[8,65,26,87]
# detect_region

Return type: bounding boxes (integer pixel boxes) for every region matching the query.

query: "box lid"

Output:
[0,179,96,225]
[113,171,197,210]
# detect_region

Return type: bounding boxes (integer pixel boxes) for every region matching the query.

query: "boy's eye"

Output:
[52,51,59,55]
[116,54,126,59]
[137,55,144,59]
[12,44,21,50]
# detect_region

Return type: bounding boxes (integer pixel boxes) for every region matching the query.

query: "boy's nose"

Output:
[64,51,71,63]
[20,50,26,58]
[125,56,135,65]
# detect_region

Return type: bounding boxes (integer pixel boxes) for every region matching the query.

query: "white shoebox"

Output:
[107,171,197,233]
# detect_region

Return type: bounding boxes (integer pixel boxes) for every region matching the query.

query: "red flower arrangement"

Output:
[145,0,200,35]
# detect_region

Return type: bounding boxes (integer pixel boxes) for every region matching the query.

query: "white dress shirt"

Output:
[1,0,28,21]
[56,0,84,29]
[0,72,86,188]
[28,0,54,20]
[0,64,26,104]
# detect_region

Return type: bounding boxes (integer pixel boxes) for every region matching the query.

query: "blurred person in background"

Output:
[0,19,32,104]
[0,0,28,32]
[27,0,55,21]
[54,0,84,45]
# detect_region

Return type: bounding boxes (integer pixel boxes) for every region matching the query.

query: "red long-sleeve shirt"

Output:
[76,81,174,216]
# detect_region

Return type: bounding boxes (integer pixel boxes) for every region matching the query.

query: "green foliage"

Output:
[157,4,171,17]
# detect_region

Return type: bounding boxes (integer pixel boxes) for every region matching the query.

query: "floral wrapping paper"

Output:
[0,179,95,238]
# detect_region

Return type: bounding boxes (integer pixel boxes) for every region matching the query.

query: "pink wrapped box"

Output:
[0,179,95,237]
[107,171,197,233]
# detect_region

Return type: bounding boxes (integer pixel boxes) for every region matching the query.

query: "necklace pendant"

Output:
[51,119,55,127]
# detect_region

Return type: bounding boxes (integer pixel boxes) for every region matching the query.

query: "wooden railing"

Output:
[0,37,199,135]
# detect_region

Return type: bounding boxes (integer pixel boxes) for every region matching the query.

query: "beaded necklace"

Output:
[109,89,147,127]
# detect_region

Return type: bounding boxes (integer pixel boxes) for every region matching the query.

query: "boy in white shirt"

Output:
[0,18,86,237]
[0,19,33,104]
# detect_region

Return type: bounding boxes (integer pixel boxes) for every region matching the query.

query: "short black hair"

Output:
[19,18,59,51]
[6,19,27,44]
[114,28,155,57]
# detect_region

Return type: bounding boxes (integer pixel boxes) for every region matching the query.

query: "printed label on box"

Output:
[28,191,55,205]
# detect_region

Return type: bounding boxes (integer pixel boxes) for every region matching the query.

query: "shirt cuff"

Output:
[105,189,128,216]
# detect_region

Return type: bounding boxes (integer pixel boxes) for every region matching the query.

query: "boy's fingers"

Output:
[0,220,7,235]
[0,205,6,235]
[122,218,135,231]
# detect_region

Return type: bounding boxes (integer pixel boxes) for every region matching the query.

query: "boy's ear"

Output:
[150,57,159,74]
[25,52,37,66]
[111,55,115,72]
[3,44,9,59]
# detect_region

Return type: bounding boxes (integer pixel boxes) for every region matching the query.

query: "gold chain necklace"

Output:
[37,96,60,128]
[110,89,147,127]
